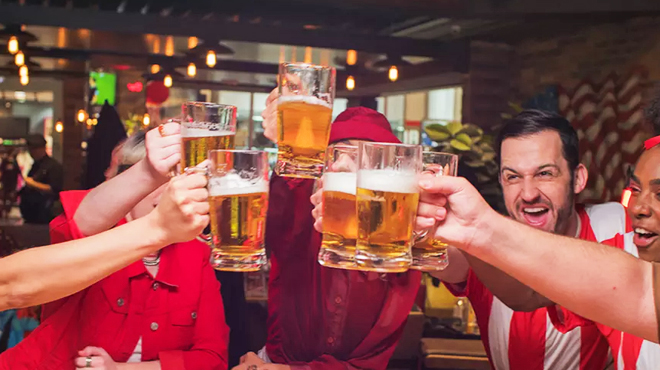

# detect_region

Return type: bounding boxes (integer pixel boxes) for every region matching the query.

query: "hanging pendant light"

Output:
[8,36,19,54]
[187,63,197,77]
[346,75,355,91]
[206,50,217,68]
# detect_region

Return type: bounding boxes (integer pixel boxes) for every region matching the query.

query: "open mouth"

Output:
[521,206,550,227]
[633,227,659,248]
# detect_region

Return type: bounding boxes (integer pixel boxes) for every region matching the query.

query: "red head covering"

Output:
[329,107,400,144]
[644,135,660,150]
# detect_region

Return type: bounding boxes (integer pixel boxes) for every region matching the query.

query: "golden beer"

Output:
[209,177,268,272]
[319,172,358,269]
[355,170,419,272]
[180,132,235,173]
[276,97,333,178]
[411,236,448,271]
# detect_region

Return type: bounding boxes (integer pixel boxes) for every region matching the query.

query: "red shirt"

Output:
[0,190,229,370]
[265,175,421,370]
[548,205,660,369]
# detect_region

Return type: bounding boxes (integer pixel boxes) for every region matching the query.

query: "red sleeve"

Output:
[158,247,229,370]
[42,190,93,321]
[290,271,422,370]
[547,305,595,334]
[265,174,316,261]
[49,190,92,243]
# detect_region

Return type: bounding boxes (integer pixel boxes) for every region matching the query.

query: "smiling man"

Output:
[437,110,632,370]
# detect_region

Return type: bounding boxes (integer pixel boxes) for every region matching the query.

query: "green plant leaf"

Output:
[450,139,471,151]
[457,124,483,138]
[447,121,463,135]
[425,124,452,141]
[455,133,473,146]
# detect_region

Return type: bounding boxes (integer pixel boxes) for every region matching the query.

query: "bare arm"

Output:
[428,246,470,284]
[416,175,657,342]
[25,178,52,193]
[74,123,180,236]
[462,253,553,311]
[74,159,165,236]
[0,173,208,311]
[117,361,161,370]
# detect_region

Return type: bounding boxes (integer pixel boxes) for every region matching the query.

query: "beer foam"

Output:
[278,95,333,110]
[323,172,356,195]
[357,169,418,194]
[182,127,235,138]
[208,174,269,196]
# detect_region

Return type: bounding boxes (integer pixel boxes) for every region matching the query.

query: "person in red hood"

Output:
[235,94,421,370]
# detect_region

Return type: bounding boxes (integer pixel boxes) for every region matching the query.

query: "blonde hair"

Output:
[118,131,146,166]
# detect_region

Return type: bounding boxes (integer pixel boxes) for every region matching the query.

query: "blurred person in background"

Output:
[3,126,228,369]
[235,91,421,370]
[18,134,63,224]
[0,150,21,219]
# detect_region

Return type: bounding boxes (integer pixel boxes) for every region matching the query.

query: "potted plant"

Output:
[424,121,505,213]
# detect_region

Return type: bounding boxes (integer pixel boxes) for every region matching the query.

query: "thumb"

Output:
[86,346,108,357]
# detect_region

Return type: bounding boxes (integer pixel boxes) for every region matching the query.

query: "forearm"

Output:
[0,215,166,310]
[470,211,656,341]
[28,180,52,193]
[463,252,553,311]
[118,361,161,370]
[429,246,469,284]
[75,159,165,236]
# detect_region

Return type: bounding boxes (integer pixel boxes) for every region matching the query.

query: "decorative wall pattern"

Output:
[557,67,649,203]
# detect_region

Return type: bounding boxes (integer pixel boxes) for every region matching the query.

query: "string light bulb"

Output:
[19,65,28,77]
[388,65,398,82]
[206,50,217,68]
[346,75,355,91]
[187,63,197,77]
[346,50,357,66]
[143,113,150,126]
[15,51,25,67]
[8,36,19,55]
[150,64,160,74]
[163,74,172,88]
[19,74,28,86]
[55,120,63,133]
[77,109,86,123]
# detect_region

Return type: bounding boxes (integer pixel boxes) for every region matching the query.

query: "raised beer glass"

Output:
[317,144,358,269]
[276,63,336,179]
[180,102,236,173]
[355,142,422,273]
[411,151,458,271]
[208,149,269,272]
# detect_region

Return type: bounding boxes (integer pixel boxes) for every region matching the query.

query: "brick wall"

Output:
[514,17,660,100]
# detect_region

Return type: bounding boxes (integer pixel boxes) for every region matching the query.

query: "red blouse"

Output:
[265,175,421,370]
[0,190,229,370]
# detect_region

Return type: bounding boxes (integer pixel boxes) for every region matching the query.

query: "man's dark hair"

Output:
[645,83,660,135]
[495,109,580,172]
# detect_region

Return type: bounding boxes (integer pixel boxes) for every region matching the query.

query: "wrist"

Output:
[137,159,168,187]
[139,213,169,253]
[469,208,501,254]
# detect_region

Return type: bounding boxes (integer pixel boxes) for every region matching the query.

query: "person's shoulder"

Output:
[581,202,628,242]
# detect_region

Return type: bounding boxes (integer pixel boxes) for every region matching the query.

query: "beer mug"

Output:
[276,63,336,179]
[411,151,458,271]
[180,102,236,173]
[207,149,269,272]
[317,144,358,270]
[355,142,422,273]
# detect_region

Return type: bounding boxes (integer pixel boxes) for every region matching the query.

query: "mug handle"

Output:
[182,165,213,245]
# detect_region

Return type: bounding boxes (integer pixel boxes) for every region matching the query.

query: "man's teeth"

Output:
[635,228,657,236]
[524,208,547,214]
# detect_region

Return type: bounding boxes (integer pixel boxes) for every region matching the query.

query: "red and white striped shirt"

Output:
[447,203,631,370]
[549,205,660,369]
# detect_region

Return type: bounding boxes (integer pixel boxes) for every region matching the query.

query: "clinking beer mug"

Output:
[195,150,269,272]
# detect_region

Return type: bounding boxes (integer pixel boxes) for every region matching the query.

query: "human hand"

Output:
[232,352,266,370]
[257,365,291,370]
[261,88,278,143]
[147,171,209,245]
[74,347,117,370]
[416,174,495,251]
[144,120,182,180]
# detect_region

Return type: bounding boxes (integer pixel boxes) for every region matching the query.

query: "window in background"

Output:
[333,98,348,120]
[218,91,252,148]
[385,95,405,141]
[428,87,462,123]
[252,92,274,148]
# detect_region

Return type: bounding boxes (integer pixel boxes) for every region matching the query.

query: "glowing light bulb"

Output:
[19,74,28,86]
[151,64,160,74]
[19,65,28,77]
[346,50,357,66]
[143,114,150,126]
[388,65,398,82]
[77,109,86,123]
[8,36,18,54]
[15,51,25,67]
[55,121,63,133]
[206,50,217,68]
[187,63,197,77]
[346,75,355,91]
[163,74,172,88]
